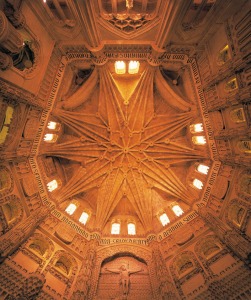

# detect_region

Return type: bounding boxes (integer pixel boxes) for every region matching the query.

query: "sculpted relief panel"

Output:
[96,255,151,300]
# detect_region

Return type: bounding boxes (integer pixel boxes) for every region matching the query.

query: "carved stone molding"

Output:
[0,78,43,108]
[92,244,158,299]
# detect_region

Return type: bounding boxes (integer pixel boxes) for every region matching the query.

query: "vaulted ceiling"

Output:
[31,0,214,236]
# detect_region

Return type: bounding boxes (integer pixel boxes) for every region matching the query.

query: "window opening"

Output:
[47,179,58,192]
[79,212,89,224]
[193,178,203,189]
[192,136,206,145]
[65,203,77,215]
[111,222,120,234]
[127,223,136,235]
[197,164,209,174]
[172,205,184,217]
[159,213,170,226]
[128,61,140,74]
[190,123,204,133]
[115,61,126,74]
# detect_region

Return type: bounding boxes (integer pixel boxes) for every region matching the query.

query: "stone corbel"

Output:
[89,43,108,66]
[0,11,23,53]
[147,43,166,66]
[4,0,26,29]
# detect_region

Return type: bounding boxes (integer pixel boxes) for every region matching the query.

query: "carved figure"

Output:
[105,264,143,295]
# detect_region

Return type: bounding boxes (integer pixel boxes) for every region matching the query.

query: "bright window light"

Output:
[190,123,203,133]
[128,223,136,235]
[47,179,58,192]
[159,213,170,226]
[47,121,57,130]
[172,205,184,217]
[4,106,14,125]
[65,203,77,215]
[192,136,206,145]
[44,133,58,142]
[128,61,140,74]
[197,164,209,174]
[44,133,54,141]
[111,223,120,234]
[115,61,126,74]
[79,212,89,225]
[193,179,203,190]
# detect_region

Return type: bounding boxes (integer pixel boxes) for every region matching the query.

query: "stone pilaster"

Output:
[72,240,98,300]
[150,242,179,300]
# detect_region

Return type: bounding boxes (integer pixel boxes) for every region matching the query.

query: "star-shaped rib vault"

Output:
[41,65,205,231]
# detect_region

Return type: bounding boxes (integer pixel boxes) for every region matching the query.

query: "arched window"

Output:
[217,45,230,65]
[79,211,89,224]
[159,213,170,226]
[111,222,120,234]
[197,164,209,175]
[174,253,195,277]
[192,136,206,145]
[230,107,246,123]
[128,61,140,74]
[55,255,72,275]
[1,197,23,227]
[237,140,251,153]
[43,133,58,143]
[193,178,203,189]
[195,236,222,260]
[0,105,14,145]
[0,195,23,234]
[115,61,126,74]
[172,205,184,217]
[0,126,9,144]
[3,106,14,125]
[65,203,77,215]
[127,222,136,235]
[29,237,50,257]
[228,203,246,228]
[190,123,204,134]
[201,240,221,259]
[47,179,59,192]
[47,121,61,131]
[2,202,19,224]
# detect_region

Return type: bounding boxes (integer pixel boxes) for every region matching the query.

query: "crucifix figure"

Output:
[105,264,143,296]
